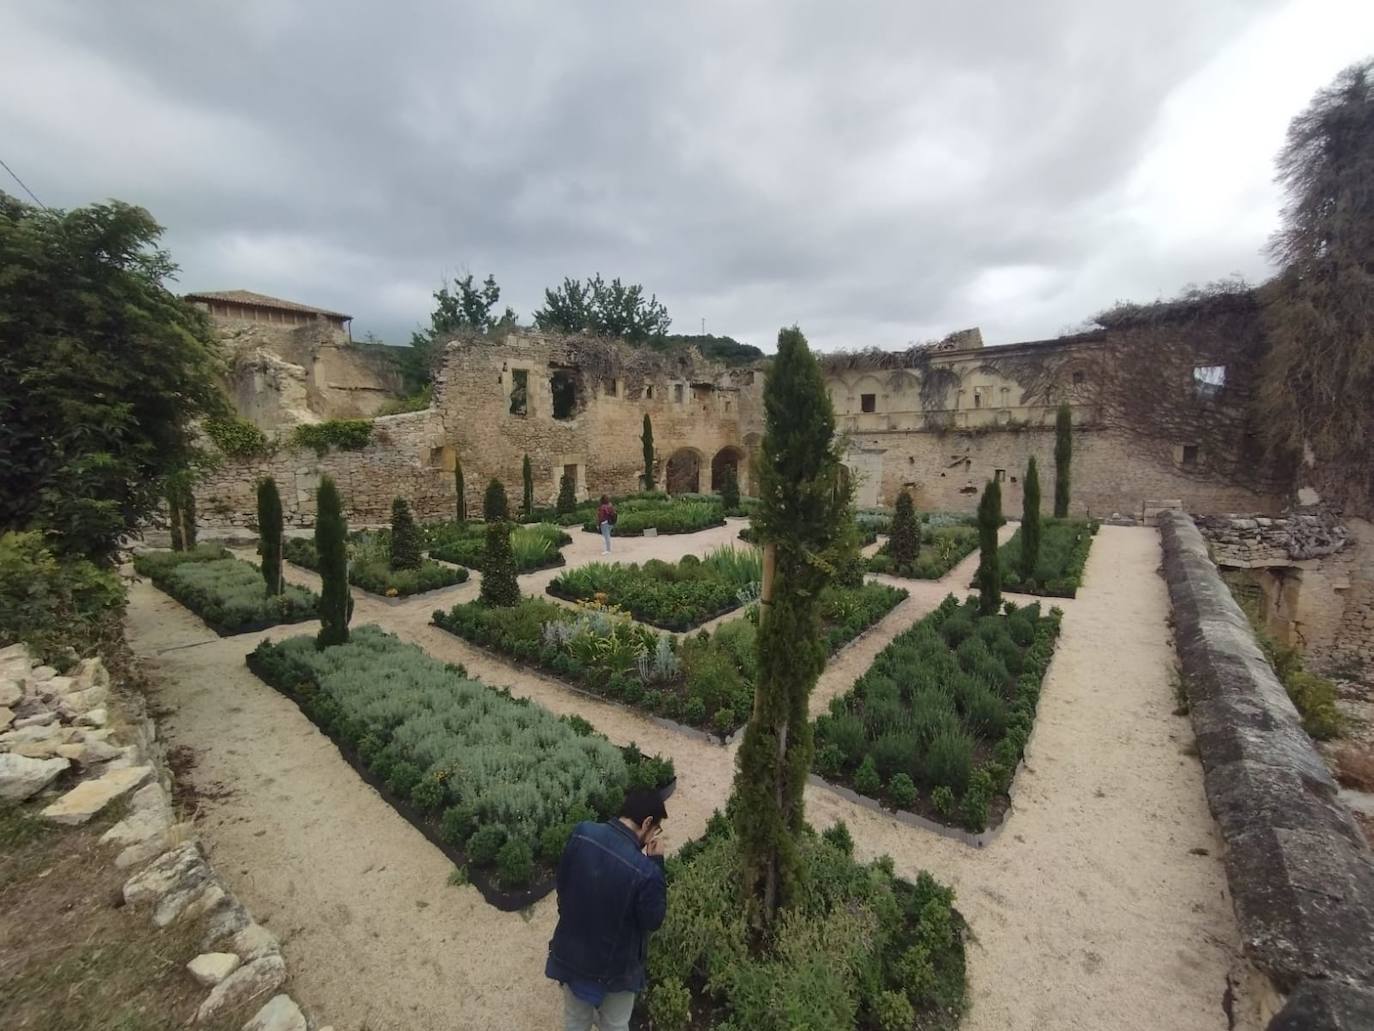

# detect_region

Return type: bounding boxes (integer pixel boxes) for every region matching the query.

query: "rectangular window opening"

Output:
[509,369,529,416]
[1072,370,1086,386]
[605,378,618,398]
[973,391,983,409]
[1181,444,1199,469]
[674,384,684,404]
[1193,365,1226,399]
[551,371,578,420]
[860,393,876,413]
[994,468,1006,483]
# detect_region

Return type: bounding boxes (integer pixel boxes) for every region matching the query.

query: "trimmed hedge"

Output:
[996,518,1099,598]
[284,533,466,597]
[813,593,1062,832]
[134,549,317,635]
[868,525,978,580]
[426,521,571,573]
[581,498,725,537]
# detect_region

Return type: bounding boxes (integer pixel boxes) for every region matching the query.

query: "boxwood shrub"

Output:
[867,524,977,580]
[813,593,1061,832]
[581,498,725,538]
[996,518,1099,598]
[134,549,317,635]
[284,533,466,597]
[426,521,571,573]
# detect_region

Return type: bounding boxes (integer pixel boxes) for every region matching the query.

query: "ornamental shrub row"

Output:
[996,518,1099,598]
[580,498,725,538]
[246,625,674,893]
[284,533,466,597]
[426,521,571,573]
[134,549,318,636]
[867,525,978,580]
[813,593,1062,832]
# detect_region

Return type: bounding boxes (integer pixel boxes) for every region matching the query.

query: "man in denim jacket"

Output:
[545,789,668,1030]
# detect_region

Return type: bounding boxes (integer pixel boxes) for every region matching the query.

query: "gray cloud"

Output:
[4,0,1361,352]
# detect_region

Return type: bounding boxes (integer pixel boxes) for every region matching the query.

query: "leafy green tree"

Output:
[256,477,284,595]
[975,479,1002,616]
[1054,403,1072,517]
[390,497,421,570]
[405,273,516,388]
[165,471,197,552]
[732,326,851,930]
[556,472,577,515]
[642,414,655,491]
[888,490,919,570]
[0,195,226,561]
[480,521,520,607]
[483,478,509,522]
[1020,457,1042,580]
[455,459,466,522]
[1258,60,1374,508]
[315,476,351,648]
[533,274,671,343]
[522,455,534,518]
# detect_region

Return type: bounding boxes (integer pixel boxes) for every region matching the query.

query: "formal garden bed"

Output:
[133,546,318,635]
[867,524,979,580]
[812,593,1061,833]
[638,813,968,1030]
[246,625,674,908]
[996,518,1099,598]
[284,532,467,597]
[435,581,906,738]
[424,521,571,573]
[547,546,761,631]
[580,496,726,537]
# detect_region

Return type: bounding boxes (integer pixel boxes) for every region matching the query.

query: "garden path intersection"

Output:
[126,519,1251,1031]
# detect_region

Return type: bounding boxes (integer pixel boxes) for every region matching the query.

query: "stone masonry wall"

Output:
[1158,512,1374,1029]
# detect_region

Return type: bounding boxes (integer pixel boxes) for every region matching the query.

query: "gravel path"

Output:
[126,522,1250,1031]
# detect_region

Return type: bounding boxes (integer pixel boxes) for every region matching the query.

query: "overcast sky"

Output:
[3,2,1371,352]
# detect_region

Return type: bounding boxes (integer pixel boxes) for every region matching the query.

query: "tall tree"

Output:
[641,414,655,491]
[0,195,226,561]
[522,455,534,518]
[888,490,919,570]
[315,476,351,649]
[720,462,741,513]
[165,471,197,552]
[533,274,671,343]
[1258,60,1374,508]
[390,497,421,570]
[455,459,466,522]
[556,472,578,515]
[1054,403,1072,517]
[1020,457,1042,580]
[256,477,284,595]
[976,479,1003,616]
[484,478,509,522]
[405,272,516,388]
[732,326,850,931]
[480,521,520,607]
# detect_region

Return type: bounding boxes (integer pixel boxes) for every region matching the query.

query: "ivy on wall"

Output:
[291,419,374,455]
[203,416,269,458]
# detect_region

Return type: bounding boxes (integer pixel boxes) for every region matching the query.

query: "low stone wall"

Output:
[1195,510,1349,566]
[1158,512,1374,1029]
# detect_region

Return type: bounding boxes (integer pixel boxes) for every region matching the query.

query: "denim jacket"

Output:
[545,820,667,993]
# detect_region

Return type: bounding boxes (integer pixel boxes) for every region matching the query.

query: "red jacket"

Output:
[597,503,616,525]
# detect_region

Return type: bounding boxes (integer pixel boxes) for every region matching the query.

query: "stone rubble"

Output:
[0,642,320,1029]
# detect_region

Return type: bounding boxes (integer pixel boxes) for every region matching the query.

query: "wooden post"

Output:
[758,542,776,629]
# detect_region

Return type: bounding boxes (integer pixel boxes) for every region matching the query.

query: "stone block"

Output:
[1268,979,1374,1030]
[241,994,307,1031]
[187,951,241,987]
[123,842,205,906]
[40,764,152,825]
[195,955,287,1023]
[0,753,69,802]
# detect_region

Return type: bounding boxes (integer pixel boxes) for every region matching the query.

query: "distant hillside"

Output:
[659,333,764,365]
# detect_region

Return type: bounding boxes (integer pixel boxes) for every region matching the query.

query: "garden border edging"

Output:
[1158,511,1374,1030]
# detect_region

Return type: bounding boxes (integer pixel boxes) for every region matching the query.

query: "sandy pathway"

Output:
[129,522,1248,1031]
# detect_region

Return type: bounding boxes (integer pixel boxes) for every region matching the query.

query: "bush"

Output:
[284,535,466,597]
[888,772,918,809]
[291,419,373,454]
[135,550,317,635]
[719,463,740,513]
[889,490,919,569]
[0,531,125,665]
[389,498,422,571]
[873,990,914,1031]
[647,977,692,1031]
[854,755,881,796]
[204,415,268,457]
[480,521,521,607]
[484,479,509,522]
[821,821,854,855]
[496,837,535,889]
[428,520,569,573]
[467,824,507,866]
[315,476,350,647]
[931,786,955,818]
[997,518,1098,599]
[582,498,724,537]
[557,472,577,515]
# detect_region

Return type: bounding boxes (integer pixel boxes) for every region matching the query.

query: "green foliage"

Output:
[285,533,466,596]
[291,419,373,455]
[522,455,534,517]
[888,772,918,809]
[647,977,692,1031]
[374,384,433,416]
[427,520,568,573]
[314,476,351,648]
[854,755,881,796]
[660,332,765,365]
[1054,404,1072,518]
[642,414,655,490]
[720,462,741,513]
[403,273,516,389]
[888,491,919,569]
[483,479,509,522]
[455,459,466,522]
[975,480,1002,616]
[389,498,422,571]
[874,989,915,1031]
[165,470,197,552]
[467,824,507,866]
[868,524,977,580]
[0,531,125,664]
[496,837,535,889]
[583,497,724,537]
[998,518,1098,598]
[134,551,316,635]
[821,821,854,855]
[533,274,671,343]
[0,195,227,562]
[734,325,851,929]
[204,416,268,458]
[556,472,577,516]
[1020,457,1041,579]
[479,521,520,607]
[256,478,284,595]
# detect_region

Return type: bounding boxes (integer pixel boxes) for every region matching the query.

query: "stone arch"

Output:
[665,447,703,494]
[710,445,747,494]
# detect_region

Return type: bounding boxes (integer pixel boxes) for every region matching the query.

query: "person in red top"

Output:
[596,495,617,554]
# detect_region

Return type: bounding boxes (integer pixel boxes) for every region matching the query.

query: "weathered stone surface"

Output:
[0,678,22,708]
[14,711,56,729]
[40,764,152,825]
[124,842,205,906]
[1268,979,1374,1030]
[71,657,109,692]
[100,804,171,847]
[30,665,56,682]
[0,723,78,749]
[56,737,123,766]
[241,994,307,1031]
[230,922,281,962]
[202,896,252,949]
[40,675,75,698]
[61,684,107,715]
[116,831,178,870]
[187,951,241,987]
[0,706,12,729]
[0,642,30,665]
[195,955,286,1024]
[76,706,108,728]
[155,880,224,928]
[128,782,167,812]
[0,753,69,801]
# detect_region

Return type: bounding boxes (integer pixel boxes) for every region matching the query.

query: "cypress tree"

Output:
[1020,457,1042,580]
[732,326,850,931]
[641,414,655,491]
[888,489,919,570]
[556,472,577,515]
[315,475,351,649]
[720,462,740,513]
[256,477,283,595]
[480,520,520,607]
[390,497,421,570]
[455,459,466,522]
[522,454,534,518]
[976,479,1002,616]
[1054,403,1072,517]
[483,478,509,521]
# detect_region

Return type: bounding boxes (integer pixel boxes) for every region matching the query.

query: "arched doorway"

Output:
[710,446,746,494]
[666,448,702,494]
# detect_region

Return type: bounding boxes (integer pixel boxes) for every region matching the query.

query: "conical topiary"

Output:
[975,479,1002,616]
[480,520,520,607]
[484,478,509,522]
[888,490,919,570]
[390,497,421,570]
[256,477,284,595]
[315,475,352,648]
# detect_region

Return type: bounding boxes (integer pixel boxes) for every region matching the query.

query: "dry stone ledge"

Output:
[195,954,287,1023]
[0,752,69,801]
[0,706,13,729]
[0,678,22,707]
[1159,512,1374,1029]
[241,994,307,1031]
[40,764,153,825]
[124,842,208,906]
[187,951,242,987]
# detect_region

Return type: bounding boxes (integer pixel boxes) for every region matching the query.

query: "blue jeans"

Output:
[562,985,635,1031]
[600,521,612,552]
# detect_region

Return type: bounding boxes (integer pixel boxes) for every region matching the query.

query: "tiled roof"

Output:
[184,289,352,320]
